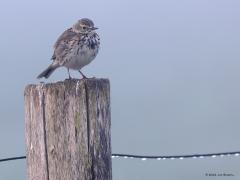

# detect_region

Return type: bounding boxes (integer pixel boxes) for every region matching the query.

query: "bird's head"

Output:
[73,18,98,34]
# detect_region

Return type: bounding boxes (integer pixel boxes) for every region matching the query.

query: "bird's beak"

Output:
[91,27,98,30]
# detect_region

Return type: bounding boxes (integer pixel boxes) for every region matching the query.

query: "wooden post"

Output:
[24,79,112,180]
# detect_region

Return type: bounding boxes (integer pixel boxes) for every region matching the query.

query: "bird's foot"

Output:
[81,76,97,80]
[81,75,87,79]
[65,75,72,81]
[78,70,88,79]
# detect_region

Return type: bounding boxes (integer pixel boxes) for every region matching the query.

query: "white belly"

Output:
[64,44,99,70]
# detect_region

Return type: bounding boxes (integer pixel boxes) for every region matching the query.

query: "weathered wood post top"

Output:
[24,78,111,180]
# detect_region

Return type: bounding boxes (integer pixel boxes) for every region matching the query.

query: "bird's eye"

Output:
[82,26,86,30]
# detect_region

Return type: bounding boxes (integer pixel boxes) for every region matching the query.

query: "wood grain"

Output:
[24,79,111,180]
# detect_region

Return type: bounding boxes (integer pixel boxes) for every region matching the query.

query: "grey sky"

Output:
[0,0,240,179]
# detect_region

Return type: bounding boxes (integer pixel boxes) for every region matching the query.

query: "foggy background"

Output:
[0,0,240,179]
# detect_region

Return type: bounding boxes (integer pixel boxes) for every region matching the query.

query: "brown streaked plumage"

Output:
[37,18,100,79]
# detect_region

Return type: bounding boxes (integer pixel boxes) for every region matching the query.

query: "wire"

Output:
[112,151,240,160]
[0,156,26,162]
[1,151,240,163]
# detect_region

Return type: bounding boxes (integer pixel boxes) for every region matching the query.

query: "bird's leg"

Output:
[67,68,72,79]
[78,70,87,79]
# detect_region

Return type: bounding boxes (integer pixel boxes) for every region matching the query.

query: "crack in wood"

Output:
[41,90,50,180]
[83,80,95,180]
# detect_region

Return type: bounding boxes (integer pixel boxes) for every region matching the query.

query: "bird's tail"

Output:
[37,63,58,79]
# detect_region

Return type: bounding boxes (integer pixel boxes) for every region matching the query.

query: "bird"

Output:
[37,18,100,79]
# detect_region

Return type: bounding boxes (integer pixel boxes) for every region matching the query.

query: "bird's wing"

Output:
[53,28,76,48]
[52,28,79,64]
